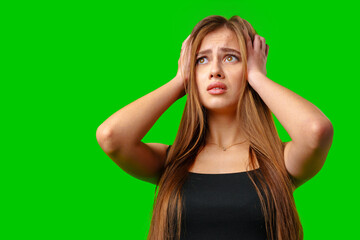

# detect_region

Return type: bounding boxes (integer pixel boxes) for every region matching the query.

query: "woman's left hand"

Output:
[242,29,269,81]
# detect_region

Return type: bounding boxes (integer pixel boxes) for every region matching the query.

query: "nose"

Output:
[209,59,224,80]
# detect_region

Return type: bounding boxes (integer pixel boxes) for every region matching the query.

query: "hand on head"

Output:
[242,28,269,79]
[176,34,192,85]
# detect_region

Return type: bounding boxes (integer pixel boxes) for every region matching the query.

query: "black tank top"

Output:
[166,145,270,240]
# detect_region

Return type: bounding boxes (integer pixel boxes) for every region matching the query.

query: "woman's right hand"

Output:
[176,34,192,88]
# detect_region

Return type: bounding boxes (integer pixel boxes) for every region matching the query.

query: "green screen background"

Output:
[2,0,358,239]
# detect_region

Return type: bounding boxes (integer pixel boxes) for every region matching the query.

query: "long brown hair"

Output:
[147,15,303,240]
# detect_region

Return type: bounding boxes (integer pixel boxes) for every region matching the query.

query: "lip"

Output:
[207,81,227,91]
[208,88,227,95]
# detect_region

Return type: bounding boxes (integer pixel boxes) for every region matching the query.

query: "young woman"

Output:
[96,15,334,240]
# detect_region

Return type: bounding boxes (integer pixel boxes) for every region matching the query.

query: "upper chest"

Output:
[189,145,259,174]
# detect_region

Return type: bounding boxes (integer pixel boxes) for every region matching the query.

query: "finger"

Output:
[181,35,190,49]
[242,28,249,38]
[185,34,191,44]
[253,34,261,52]
[260,36,266,52]
[184,35,192,52]
[242,28,252,50]
[265,44,269,57]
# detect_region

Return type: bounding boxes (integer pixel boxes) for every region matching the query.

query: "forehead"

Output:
[198,27,240,51]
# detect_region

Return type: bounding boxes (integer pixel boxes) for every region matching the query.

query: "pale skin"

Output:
[190,27,253,173]
[178,27,334,188]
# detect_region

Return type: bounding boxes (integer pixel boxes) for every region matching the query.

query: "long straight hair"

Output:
[147,15,303,240]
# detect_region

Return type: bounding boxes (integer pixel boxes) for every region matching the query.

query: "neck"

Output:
[205,112,247,147]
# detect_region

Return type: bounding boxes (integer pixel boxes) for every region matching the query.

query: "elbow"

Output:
[309,120,334,149]
[96,126,116,153]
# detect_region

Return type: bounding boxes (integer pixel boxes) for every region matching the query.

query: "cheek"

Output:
[195,71,202,82]
[230,66,244,75]
[195,73,205,88]
[231,71,245,84]
[196,81,205,94]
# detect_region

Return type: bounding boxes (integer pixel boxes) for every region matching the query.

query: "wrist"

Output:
[172,75,186,99]
[248,71,265,84]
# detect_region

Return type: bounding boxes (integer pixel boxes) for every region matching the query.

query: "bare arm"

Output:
[95,76,184,185]
[96,76,184,152]
[242,28,333,189]
[96,35,191,184]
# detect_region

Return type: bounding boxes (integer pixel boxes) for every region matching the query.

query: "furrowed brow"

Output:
[196,47,241,56]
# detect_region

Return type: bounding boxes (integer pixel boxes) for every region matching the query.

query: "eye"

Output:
[225,55,239,62]
[196,56,208,65]
[196,55,239,65]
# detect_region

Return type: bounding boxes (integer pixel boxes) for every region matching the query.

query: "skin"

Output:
[178,25,333,185]
[195,27,248,149]
[176,26,270,173]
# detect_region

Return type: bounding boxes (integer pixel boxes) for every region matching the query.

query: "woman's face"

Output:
[195,27,245,114]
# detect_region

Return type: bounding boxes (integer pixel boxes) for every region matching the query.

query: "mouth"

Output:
[207,81,228,92]
[207,88,227,95]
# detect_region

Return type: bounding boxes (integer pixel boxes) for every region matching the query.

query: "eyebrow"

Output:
[196,47,241,57]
